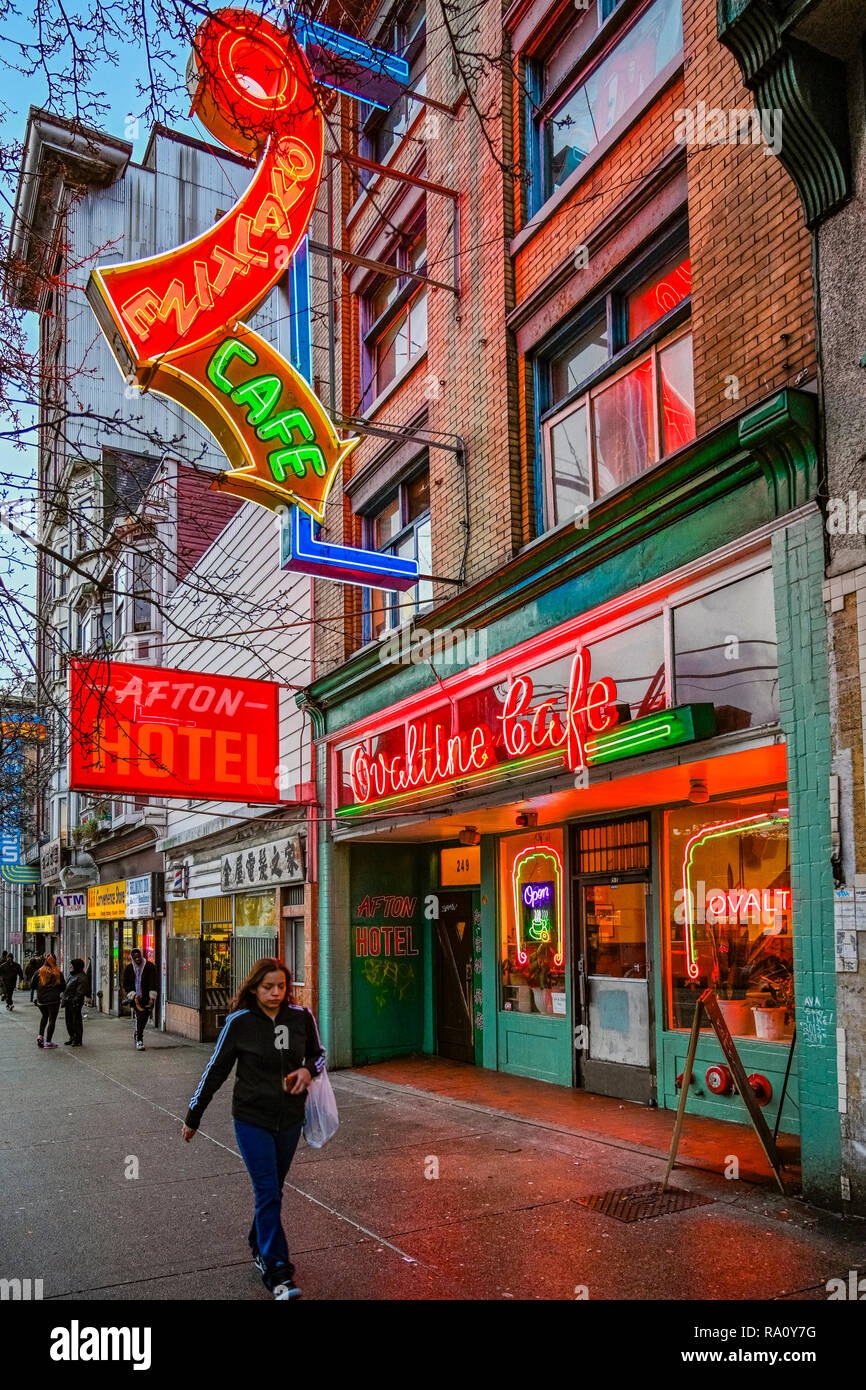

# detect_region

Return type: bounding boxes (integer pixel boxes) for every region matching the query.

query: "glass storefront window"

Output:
[673,569,779,732]
[500,828,566,1017]
[234,892,277,935]
[585,618,667,721]
[170,899,201,936]
[664,792,793,1041]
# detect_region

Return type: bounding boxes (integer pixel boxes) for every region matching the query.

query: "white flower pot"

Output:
[716,998,755,1036]
[532,987,552,1014]
[752,1006,786,1041]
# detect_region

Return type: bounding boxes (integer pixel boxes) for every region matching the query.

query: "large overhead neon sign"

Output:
[69,659,282,804]
[86,9,357,524]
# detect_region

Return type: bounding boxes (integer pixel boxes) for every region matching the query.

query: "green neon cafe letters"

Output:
[207,337,258,392]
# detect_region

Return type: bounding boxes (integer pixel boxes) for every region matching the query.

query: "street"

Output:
[1,1005,862,1302]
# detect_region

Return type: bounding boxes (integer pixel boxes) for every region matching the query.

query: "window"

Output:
[664,792,793,1039]
[363,466,433,640]
[532,0,683,208]
[673,570,779,732]
[132,553,154,633]
[286,917,305,985]
[500,828,566,1017]
[113,564,125,645]
[359,0,427,172]
[361,222,428,406]
[539,247,694,529]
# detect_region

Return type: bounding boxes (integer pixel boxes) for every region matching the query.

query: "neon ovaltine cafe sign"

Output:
[86,8,356,522]
[347,651,619,807]
[338,643,718,815]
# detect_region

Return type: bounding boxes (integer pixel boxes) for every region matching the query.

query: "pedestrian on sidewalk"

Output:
[122,947,157,1050]
[61,958,88,1046]
[25,953,44,1004]
[0,952,22,1009]
[34,954,65,1048]
[181,957,325,1301]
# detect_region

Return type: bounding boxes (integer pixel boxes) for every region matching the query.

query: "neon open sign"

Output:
[522,881,554,909]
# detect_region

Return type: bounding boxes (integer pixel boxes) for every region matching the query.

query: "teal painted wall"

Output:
[349,843,429,1063]
[772,515,840,1206]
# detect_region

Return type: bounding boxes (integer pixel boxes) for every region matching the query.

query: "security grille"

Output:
[167,937,200,1008]
[231,934,278,997]
[577,817,650,874]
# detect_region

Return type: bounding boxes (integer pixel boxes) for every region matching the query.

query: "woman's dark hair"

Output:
[231,957,293,1013]
[71,958,85,972]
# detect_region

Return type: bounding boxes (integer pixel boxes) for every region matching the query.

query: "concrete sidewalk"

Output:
[0,1004,861,1301]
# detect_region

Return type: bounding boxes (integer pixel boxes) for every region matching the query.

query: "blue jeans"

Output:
[233,1119,302,1285]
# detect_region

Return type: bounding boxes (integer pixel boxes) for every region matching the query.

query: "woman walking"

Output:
[34,954,65,1049]
[182,958,325,1300]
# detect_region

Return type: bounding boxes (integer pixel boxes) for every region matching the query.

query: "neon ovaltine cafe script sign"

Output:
[87,9,357,522]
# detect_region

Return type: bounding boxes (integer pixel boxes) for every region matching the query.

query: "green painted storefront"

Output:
[303,389,841,1210]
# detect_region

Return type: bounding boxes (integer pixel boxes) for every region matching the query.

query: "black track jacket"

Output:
[185,1001,326,1132]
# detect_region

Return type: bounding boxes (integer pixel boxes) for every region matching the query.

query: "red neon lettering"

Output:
[346,649,619,805]
[355,927,367,956]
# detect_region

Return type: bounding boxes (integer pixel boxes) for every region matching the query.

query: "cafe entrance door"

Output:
[434,890,476,1063]
[572,817,654,1103]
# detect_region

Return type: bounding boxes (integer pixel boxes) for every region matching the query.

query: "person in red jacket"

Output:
[182,957,325,1301]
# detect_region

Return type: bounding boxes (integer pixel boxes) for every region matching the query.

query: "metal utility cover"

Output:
[575,1182,714,1223]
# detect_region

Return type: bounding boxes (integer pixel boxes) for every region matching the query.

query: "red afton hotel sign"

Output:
[69,659,281,804]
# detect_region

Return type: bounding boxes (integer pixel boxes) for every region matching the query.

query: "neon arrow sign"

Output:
[86,8,356,522]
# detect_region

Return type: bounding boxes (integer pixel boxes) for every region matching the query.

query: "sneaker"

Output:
[44,1041,57,1049]
[273,1279,302,1301]
[37,1036,43,1048]
[64,1040,74,1045]
[136,1041,145,1050]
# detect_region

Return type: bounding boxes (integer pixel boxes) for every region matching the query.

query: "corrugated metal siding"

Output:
[159,499,312,840]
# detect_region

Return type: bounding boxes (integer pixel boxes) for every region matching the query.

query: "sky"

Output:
[0,3,215,683]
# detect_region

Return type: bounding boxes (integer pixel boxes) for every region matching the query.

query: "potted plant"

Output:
[706,921,760,1035]
[527,942,555,1014]
[751,967,794,1041]
[81,816,100,844]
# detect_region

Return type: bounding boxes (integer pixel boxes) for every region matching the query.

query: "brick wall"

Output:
[313,0,518,678]
[682,0,817,432]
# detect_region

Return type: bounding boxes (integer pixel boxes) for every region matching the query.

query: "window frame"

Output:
[359,0,427,175]
[360,215,428,409]
[526,0,682,216]
[535,231,692,533]
[361,460,432,643]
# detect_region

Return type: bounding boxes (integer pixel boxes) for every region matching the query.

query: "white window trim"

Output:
[542,323,693,528]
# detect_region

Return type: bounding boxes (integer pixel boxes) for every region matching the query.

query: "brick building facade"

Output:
[302,0,849,1211]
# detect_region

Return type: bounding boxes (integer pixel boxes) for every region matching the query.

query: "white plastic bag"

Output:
[303,1068,339,1148]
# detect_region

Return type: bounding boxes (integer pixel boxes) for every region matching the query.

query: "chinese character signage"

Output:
[40,838,64,884]
[220,834,305,892]
[69,659,281,804]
